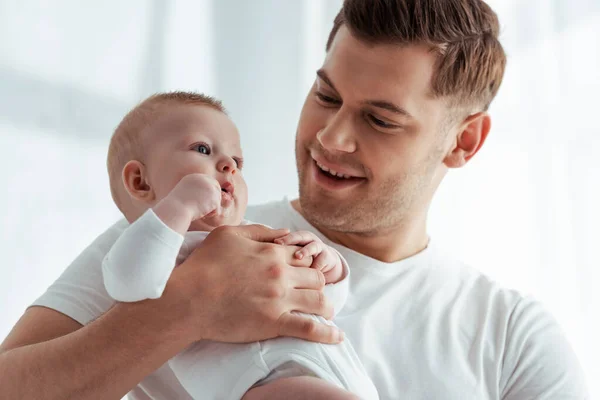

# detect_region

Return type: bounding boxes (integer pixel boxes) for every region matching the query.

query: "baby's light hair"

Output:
[107,91,226,212]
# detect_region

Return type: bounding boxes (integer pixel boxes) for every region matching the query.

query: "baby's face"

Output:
[144,104,248,229]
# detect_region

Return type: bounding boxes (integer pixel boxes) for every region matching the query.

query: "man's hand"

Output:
[169,224,344,345]
[274,230,344,284]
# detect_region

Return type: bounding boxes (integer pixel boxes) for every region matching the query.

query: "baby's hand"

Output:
[167,173,222,221]
[274,231,344,284]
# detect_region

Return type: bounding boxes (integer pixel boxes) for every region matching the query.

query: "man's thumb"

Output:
[237,224,290,242]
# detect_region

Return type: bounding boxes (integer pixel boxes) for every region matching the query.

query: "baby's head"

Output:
[107,91,248,230]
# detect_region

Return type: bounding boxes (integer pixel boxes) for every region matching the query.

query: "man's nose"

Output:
[316,110,357,154]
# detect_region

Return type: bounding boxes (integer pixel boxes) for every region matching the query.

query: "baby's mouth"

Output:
[220,181,235,203]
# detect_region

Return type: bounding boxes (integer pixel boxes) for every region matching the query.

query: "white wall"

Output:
[0,0,598,394]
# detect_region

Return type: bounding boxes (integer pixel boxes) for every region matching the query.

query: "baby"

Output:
[102,91,378,400]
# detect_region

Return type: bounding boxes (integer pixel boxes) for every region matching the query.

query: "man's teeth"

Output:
[316,162,352,179]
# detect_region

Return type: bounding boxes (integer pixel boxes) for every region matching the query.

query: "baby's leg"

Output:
[242,376,361,400]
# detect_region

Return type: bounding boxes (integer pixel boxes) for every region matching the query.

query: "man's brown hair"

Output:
[107,91,225,211]
[327,0,506,112]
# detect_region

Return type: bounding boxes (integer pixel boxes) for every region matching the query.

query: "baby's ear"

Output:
[443,112,491,168]
[122,160,155,203]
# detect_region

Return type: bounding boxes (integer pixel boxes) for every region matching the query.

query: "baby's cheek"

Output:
[239,179,249,200]
[238,183,249,209]
[158,173,184,201]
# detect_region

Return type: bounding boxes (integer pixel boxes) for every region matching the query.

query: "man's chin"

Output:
[300,193,350,228]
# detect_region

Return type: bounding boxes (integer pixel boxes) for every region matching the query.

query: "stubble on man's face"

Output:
[296,134,443,236]
[295,28,450,236]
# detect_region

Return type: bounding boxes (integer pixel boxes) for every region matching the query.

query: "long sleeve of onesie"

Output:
[323,248,350,317]
[102,209,185,302]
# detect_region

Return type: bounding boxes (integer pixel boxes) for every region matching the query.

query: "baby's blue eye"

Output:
[196,144,211,155]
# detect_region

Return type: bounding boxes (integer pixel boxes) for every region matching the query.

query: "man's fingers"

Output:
[277,312,344,344]
[288,265,325,289]
[233,224,290,242]
[289,288,334,320]
[274,231,319,246]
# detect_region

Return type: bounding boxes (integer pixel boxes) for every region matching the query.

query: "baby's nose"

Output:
[218,157,237,174]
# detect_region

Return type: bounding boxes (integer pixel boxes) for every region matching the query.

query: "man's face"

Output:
[296,27,451,234]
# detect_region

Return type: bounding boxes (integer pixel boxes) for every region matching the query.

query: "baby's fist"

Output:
[274,230,344,284]
[169,173,222,221]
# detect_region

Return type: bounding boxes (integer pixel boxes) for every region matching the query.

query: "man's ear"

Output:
[122,160,155,203]
[443,112,491,168]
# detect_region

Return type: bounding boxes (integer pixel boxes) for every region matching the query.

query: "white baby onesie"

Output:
[102,210,379,400]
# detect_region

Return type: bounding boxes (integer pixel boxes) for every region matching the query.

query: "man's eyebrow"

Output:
[365,100,414,119]
[317,69,413,119]
[316,69,338,93]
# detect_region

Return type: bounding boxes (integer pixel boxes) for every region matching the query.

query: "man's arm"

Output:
[0,289,191,400]
[0,225,342,400]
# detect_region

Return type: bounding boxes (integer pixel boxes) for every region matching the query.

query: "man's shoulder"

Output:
[30,218,128,325]
[430,255,572,355]
[58,218,129,275]
[424,248,527,316]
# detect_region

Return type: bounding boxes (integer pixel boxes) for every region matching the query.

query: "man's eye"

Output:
[195,144,211,155]
[316,92,341,105]
[369,115,396,129]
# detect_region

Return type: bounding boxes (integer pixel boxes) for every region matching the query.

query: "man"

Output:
[0,0,588,399]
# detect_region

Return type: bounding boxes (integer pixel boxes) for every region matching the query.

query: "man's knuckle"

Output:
[302,319,318,335]
[213,225,232,236]
[260,244,279,256]
[267,264,283,279]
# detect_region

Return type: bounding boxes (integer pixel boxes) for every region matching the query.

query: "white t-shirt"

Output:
[101,209,378,399]
[32,198,589,399]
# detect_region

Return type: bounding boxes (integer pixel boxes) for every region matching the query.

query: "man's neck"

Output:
[290,199,429,263]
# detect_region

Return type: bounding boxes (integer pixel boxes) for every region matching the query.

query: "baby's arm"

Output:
[102,173,222,302]
[275,231,344,284]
